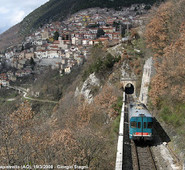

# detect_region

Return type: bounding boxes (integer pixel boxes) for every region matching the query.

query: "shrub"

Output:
[82,52,121,81]
[160,106,172,122]
[112,96,123,134]
[112,96,123,114]
[112,115,121,134]
[104,53,115,68]
[159,103,185,127]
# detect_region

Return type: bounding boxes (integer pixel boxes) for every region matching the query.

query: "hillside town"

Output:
[0,5,148,88]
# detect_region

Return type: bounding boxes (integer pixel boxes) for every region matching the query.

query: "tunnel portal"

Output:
[125,83,134,94]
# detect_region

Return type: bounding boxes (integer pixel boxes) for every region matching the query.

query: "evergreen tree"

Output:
[21,44,24,51]
[53,31,60,40]
[30,57,36,70]
[96,28,105,38]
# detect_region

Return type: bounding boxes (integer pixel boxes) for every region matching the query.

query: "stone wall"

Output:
[139,57,154,105]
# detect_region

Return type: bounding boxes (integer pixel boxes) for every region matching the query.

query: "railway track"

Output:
[122,94,158,170]
[122,94,132,169]
[126,95,157,170]
[131,141,157,170]
[122,94,134,169]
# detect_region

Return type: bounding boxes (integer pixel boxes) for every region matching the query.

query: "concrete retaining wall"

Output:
[115,92,125,170]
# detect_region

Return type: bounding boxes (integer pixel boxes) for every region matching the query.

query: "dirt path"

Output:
[23,92,58,104]
[7,85,58,104]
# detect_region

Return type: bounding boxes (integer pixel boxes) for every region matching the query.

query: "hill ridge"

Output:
[0,0,160,51]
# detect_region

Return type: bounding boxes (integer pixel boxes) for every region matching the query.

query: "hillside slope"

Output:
[0,0,161,51]
[0,24,22,52]
[145,0,185,162]
[0,44,125,167]
[20,0,160,35]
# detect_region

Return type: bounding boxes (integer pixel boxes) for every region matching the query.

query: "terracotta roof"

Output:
[53,40,60,44]
[50,46,59,48]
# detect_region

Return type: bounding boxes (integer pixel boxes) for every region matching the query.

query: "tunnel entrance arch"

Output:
[125,83,134,94]
[120,77,137,96]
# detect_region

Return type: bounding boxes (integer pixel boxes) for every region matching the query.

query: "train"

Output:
[128,102,153,141]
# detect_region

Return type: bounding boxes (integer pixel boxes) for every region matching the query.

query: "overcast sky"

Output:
[0,0,49,34]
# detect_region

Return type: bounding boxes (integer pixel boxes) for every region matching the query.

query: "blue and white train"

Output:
[128,102,153,141]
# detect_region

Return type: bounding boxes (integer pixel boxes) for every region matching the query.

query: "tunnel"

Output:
[125,83,134,94]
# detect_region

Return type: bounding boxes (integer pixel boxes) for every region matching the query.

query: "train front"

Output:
[129,103,153,141]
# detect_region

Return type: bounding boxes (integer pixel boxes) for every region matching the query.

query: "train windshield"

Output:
[138,122,141,128]
[148,122,153,128]
[131,121,137,128]
[144,122,147,128]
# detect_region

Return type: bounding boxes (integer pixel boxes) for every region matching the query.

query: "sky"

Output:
[0,0,49,34]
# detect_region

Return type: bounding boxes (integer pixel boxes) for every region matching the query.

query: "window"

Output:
[131,121,137,128]
[148,122,153,128]
[144,122,147,128]
[138,122,141,128]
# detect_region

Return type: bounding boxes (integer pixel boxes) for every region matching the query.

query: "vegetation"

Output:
[0,89,19,99]
[112,96,123,134]
[0,31,127,166]
[159,104,185,128]
[0,55,123,168]
[53,31,60,40]
[0,92,21,116]
[31,67,81,101]
[82,44,121,81]
[1,0,177,166]
[96,28,105,38]
[121,34,145,95]
[145,0,185,112]
[29,57,36,70]
[145,0,185,160]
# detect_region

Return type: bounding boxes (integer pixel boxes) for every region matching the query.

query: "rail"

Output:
[131,141,157,170]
